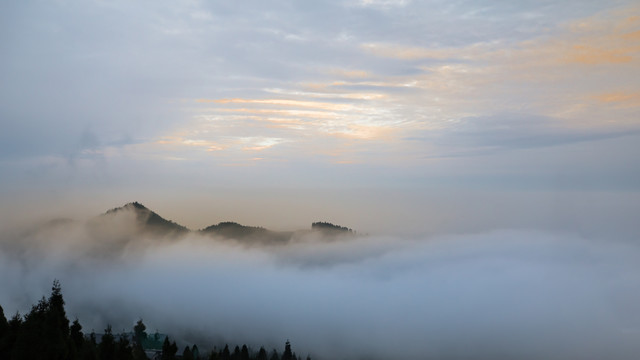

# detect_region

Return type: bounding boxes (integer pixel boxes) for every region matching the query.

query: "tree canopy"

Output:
[0,281,310,360]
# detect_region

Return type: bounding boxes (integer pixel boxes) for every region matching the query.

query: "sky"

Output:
[2,1,640,359]
[1,0,639,231]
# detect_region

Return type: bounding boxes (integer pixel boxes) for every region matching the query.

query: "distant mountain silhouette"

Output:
[84,202,189,258]
[201,221,266,237]
[65,202,358,253]
[2,202,360,261]
[311,222,354,234]
[200,222,293,245]
[101,202,189,236]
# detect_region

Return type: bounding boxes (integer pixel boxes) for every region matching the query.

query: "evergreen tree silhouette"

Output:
[220,344,231,360]
[70,318,84,360]
[132,319,148,360]
[162,337,172,360]
[48,279,71,360]
[3,312,22,359]
[232,345,241,360]
[13,287,72,360]
[0,305,6,340]
[282,341,293,360]
[13,297,47,359]
[133,319,148,345]
[0,305,7,359]
[269,349,280,360]
[161,336,178,360]
[183,345,194,360]
[256,347,268,360]
[208,346,220,360]
[171,341,178,358]
[99,325,116,360]
[115,333,134,360]
[84,331,98,360]
[0,283,316,360]
[240,344,250,360]
[192,344,200,360]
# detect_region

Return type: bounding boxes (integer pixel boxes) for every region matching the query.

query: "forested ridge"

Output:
[0,281,310,360]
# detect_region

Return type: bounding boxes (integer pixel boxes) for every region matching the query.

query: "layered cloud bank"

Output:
[1,206,639,359]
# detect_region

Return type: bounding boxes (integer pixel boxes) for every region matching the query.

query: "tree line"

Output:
[311,222,353,233]
[0,281,310,360]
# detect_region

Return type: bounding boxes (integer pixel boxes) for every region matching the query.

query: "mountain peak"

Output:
[311,221,354,233]
[125,201,147,210]
[120,201,148,211]
[104,202,149,215]
[101,202,189,234]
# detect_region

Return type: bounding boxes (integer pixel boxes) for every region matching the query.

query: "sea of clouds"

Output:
[1,210,640,360]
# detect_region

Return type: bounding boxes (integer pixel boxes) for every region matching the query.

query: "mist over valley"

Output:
[2,201,640,359]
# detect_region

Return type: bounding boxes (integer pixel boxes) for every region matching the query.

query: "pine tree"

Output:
[132,344,148,360]
[161,336,177,360]
[133,319,148,345]
[13,296,49,359]
[256,347,268,360]
[83,331,98,360]
[2,312,21,359]
[47,279,71,360]
[183,345,194,360]
[269,349,280,360]
[162,337,171,360]
[232,345,241,360]
[0,305,7,359]
[132,319,148,360]
[99,325,116,360]
[282,341,293,360]
[4,312,22,359]
[70,319,84,346]
[220,344,230,360]
[240,345,250,360]
[0,285,318,360]
[115,333,134,360]
[0,305,7,340]
[208,346,219,360]
[70,319,84,360]
[170,341,178,359]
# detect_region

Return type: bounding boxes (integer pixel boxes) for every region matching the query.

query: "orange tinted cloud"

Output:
[197,98,352,111]
[327,124,397,140]
[266,85,386,100]
[566,44,634,64]
[594,91,640,106]
[621,29,640,40]
[240,137,284,151]
[156,136,228,151]
[215,107,340,119]
[361,43,459,60]
[561,6,640,65]
[329,68,371,79]
[361,6,640,68]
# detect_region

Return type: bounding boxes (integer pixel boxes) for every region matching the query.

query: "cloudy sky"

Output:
[1,0,639,231]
